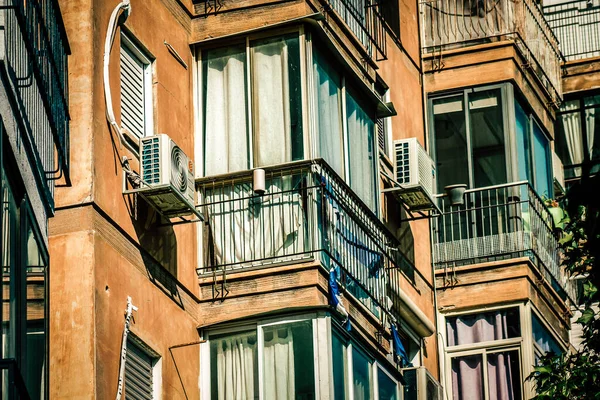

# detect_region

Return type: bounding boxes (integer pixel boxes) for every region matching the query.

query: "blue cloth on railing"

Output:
[391,323,412,368]
[329,267,351,331]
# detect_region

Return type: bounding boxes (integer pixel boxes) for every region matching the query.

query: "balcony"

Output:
[196,159,427,322]
[543,0,600,62]
[420,0,562,102]
[1,0,70,208]
[324,0,388,60]
[431,181,576,304]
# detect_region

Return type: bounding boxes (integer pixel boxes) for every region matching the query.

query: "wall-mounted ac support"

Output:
[401,366,442,400]
[381,138,439,221]
[122,134,203,223]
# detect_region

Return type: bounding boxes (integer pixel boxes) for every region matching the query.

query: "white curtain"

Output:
[560,100,584,175]
[346,92,376,211]
[204,46,249,176]
[452,355,483,400]
[263,327,295,399]
[252,39,291,167]
[585,107,596,159]
[215,334,256,400]
[313,50,344,176]
[207,183,305,268]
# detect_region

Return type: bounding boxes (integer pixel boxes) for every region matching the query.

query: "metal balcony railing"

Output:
[543,0,600,62]
[325,0,388,60]
[420,0,562,103]
[431,181,577,304]
[2,0,70,209]
[196,159,429,320]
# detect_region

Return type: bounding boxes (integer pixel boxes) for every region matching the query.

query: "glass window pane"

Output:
[352,346,372,400]
[252,34,303,167]
[25,222,47,400]
[263,321,315,399]
[468,90,506,187]
[332,332,347,400]
[446,308,520,347]
[532,123,552,198]
[584,106,599,168]
[377,368,397,400]
[203,45,249,175]
[451,354,484,400]
[515,101,532,182]
[314,49,344,177]
[210,331,258,400]
[487,350,521,400]
[1,169,17,363]
[432,96,469,191]
[347,89,377,211]
[532,314,562,355]
[556,108,583,179]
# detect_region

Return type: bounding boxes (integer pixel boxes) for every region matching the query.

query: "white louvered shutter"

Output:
[124,340,154,400]
[120,42,147,139]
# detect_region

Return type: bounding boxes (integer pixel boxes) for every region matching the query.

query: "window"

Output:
[555,93,600,179]
[120,33,153,140]
[531,313,562,364]
[202,33,303,177]
[380,0,400,40]
[314,48,378,211]
[444,307,523,400]
[208,320,315,399]
[200,34,381,212]
[1,131,49,400]
[430,84,554,198]
[124,339,159,400]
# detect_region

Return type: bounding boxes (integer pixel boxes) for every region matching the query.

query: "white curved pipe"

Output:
[103,0,139,157]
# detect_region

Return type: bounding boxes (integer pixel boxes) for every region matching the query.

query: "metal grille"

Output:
[394,141,411,184]
[543,0,600,61]
[377,118,387,153]
[125,340,154,400]
[141,137,161,185]
[120,41,147,140]
[431,181,577,304]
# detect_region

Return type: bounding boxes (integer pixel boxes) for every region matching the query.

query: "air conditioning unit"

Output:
[402,366,442,400]
[552,151,565,195]
[137,134,199,219]
[393,138,437,211]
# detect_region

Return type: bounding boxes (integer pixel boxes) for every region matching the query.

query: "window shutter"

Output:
[377,118,387,153]
[120,44,146,139]
[125,340,154,400]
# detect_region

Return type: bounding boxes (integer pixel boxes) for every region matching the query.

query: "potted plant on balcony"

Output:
[544,197,570,231]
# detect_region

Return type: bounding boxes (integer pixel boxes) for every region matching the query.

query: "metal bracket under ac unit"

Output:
[122,171,204,225]
[380,172,440,222]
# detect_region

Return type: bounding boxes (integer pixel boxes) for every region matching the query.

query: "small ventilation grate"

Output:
[141,137,160,184]
[395,141,410,184]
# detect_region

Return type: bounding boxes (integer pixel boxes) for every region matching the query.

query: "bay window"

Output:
[203,316,401,400]
[430,84,555,199]
[199,31,381,212]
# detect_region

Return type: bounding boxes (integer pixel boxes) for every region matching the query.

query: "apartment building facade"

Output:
[50,0,439,399]
[421,0,599,399]
[42,0,599,399]
[0,0,70,399]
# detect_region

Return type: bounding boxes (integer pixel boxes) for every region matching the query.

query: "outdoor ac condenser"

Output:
[401,366,442,400]
[138,133,197,218]
[393,138,437,211]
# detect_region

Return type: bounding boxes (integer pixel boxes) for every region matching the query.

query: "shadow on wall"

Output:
[384,192,416,266]
[128,194,185,309]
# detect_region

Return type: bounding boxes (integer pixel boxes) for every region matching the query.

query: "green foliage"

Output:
[529,174,600,399]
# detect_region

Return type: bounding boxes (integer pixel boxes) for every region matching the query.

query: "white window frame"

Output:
[120,32,154,141]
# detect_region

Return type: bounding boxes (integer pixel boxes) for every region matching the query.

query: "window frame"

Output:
[124,335,162,400]
[120,32,154,141]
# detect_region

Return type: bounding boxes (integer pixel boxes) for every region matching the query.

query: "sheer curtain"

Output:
[263,327,295,399]
[559,100,584,175]
[313,49,344,176]
[204,46,249,176]
[346,91,376,211]
[213,333,257,400]
[585,106,596,159]
[252,37,292,167]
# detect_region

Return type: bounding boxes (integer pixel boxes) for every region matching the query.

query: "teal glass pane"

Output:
[532,123,553,198]
[332,332,346,400]
[352,346,372,400]
[515,101,532,182]
[378,368,397,400]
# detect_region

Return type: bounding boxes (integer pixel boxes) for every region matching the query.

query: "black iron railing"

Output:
[420,0,562,104]
[431,181,576,304]
[2,0,70,209]
[543,0,600,62]
[326,0,388,60]
[196,159,430,320]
